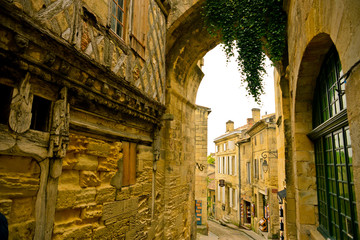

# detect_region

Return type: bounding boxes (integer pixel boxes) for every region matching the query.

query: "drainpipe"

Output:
[236,142,241,227]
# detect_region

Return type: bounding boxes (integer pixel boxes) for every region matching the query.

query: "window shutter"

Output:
[234,156,237,176]
[122,141,137,186]
[224,157,227,174]
[229,188,233,208]
[131,0,148,58]
[229,156,232,175]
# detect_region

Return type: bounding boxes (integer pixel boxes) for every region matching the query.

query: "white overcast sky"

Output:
[195,45,276,155]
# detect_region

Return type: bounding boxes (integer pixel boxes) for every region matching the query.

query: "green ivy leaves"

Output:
[203,0,286,103]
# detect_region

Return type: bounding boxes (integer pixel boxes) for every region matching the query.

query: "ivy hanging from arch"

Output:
[203,0,286,103]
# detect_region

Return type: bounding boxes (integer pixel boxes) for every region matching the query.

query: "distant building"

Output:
[213,110,256,224]
[245,113,279,238]
[207,162,216,217]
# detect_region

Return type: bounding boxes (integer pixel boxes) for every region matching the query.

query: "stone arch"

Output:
[292,33,335,236]
[166,0,221,102]
[162,2,222,238]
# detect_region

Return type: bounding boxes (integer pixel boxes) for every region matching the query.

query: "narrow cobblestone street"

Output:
[197,221,265,240]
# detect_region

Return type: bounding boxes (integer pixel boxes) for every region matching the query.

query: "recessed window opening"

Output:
[30,95,52,132]
[313,46,358,239]
[0,84,13,124]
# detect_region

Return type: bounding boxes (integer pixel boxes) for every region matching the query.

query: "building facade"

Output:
[214,120,241,224]
[245,113,279,238]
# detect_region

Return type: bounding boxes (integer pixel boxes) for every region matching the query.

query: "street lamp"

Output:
[262,160,269,173]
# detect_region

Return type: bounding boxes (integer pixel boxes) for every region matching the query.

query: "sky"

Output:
[195,45,276,155]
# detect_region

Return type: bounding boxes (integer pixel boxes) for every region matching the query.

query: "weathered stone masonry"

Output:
[0,0,168,239]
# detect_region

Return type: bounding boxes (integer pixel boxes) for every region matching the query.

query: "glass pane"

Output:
[116,22,122,37]
[335,134,339,148]
[339,182,343,195]
[346,129,351,145]
[111,16,116,31]
[112,0,116,15]
[339,133,344,148]
[118,0,124,8]
[117,8,123,22]
[342,167,347,182]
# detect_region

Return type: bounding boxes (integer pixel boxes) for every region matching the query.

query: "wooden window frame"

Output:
[110,0,126,39]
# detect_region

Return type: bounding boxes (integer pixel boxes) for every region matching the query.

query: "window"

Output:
[222,186,225,205]
[232,156,236,176]
[218,157,221,173]
[228,156,231,175]
[313,47,358,239]
[260,133,264,144]
[0,84,13,124]
[229,188,233,208]
[246,162,251,184]
[223,157,226,174]
[223,143,227,151]
[122,141,137,186]
[254,159,259,179]
[243,145,245,155]
[30,95,52,132]
[110,0,126,38]
[260,159,263,179]
[216,145,219,152]
[130,0,149,58]
[254,136,257,146]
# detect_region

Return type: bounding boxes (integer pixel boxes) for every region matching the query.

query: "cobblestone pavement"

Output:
[197,221,253,240]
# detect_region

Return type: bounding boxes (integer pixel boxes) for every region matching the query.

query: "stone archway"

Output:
[162,1,222,238]
[291,33,335,237]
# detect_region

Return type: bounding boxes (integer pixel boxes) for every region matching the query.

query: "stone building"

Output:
[214,120,240,224]
[246,113,279,238]
[273,1,360,239]
[207,162,216,218]
[194,105,211,235]
[0,0,186,239]
[0,0,360,239]
[216,109,279,239]
[213,112,256,225]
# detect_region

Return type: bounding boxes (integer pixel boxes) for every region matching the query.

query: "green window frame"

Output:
[312,46,358,239]
[110,0,126,38]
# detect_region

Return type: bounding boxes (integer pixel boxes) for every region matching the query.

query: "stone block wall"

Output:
[0,156,39,239]
[53,134,156,239]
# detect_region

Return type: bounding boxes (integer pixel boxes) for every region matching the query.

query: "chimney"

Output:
[226,120,234,132]
[252,108,260,123]
[247,118,254,126]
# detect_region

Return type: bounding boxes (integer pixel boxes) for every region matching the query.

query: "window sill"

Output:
[108,29,130,55]
[309,229,326,240]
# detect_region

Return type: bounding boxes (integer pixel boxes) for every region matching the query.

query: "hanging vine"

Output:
[203,0,286,103]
